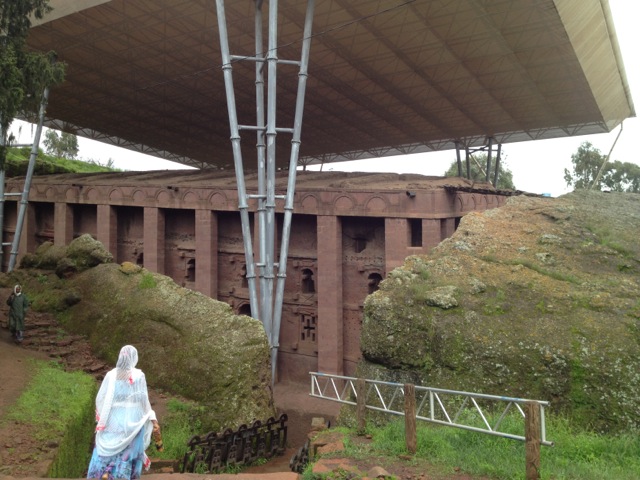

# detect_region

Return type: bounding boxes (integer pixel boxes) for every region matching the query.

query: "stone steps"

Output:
[15,313,110,379]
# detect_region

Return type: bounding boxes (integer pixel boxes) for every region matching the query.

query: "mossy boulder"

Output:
[360,191,640,432]
[59,263,274,431]
[65,234,113,268]
[19,234,112,274]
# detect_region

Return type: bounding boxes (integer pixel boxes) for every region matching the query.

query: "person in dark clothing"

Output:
[7,284,29,343]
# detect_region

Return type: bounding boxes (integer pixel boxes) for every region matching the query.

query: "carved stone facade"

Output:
[3,171,508,382]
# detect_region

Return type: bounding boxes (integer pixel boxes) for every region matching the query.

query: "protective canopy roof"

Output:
[26,0,635,170]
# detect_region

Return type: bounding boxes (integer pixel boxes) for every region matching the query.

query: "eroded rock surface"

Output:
[361,191,640,432]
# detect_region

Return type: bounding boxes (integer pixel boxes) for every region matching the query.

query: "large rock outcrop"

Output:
[64,263,274,430]
[360,191,640,432]
[11,252,274,432]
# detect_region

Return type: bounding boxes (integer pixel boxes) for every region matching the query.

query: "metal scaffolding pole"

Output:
[8,86,50,272]
[215,0,315,384]
[0,117,6,269]
[493,143,502,187]
[454,140,463,177]
[263,0,279,349]
[485,137,493,183]
[215,1,260,320]
[254,0,269,334]
[271,0,316,383]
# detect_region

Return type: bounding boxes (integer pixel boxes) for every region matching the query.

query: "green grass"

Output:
[3,359,97,477]
[584,224,633,258]
[157,399,278,474]
[153,398,205,461]
[340,415,640,480]
[5,146,119,175]
[481,255,581,285]
[138,272,158,289]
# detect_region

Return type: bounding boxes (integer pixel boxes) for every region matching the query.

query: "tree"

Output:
[563,142,603,190]
[564,142,640,193]
[444,153,516,190]
[43,129,78,159]
[0,0,66,167]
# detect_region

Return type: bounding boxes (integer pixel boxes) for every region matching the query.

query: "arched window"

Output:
[238,303,252,317]
[136,252,144,266]
[368,272,383,294]
[301,268,315,293]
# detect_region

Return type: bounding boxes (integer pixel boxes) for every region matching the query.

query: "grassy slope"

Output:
[5,146,118,176]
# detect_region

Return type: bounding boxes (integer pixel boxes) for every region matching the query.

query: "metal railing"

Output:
[180,414,288,473]
[310,372,553,446]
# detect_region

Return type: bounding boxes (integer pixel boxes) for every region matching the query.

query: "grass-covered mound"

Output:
[360,191,640,432]
[4,146,117,176]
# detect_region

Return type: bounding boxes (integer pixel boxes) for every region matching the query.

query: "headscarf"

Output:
[94,345,157,457]
[14,285,21,296]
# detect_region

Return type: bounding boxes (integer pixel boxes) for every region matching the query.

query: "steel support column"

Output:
[485,137,493,183]
[8,86,49,272]
[457,137,503,188]
[271,0,316,382]
[215,0,315,384]
[454,140,463,177]
[493,143,502,187]
[215,0,260,320]
[0,117,5,269]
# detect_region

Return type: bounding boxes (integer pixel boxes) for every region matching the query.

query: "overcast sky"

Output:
[11,0,639,198]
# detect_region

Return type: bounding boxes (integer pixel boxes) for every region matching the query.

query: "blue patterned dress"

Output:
[87,346,156,480]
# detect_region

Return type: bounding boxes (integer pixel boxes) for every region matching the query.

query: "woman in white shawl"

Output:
[87,345,160,480]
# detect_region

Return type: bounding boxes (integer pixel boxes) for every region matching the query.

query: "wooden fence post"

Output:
[356,378,366,435]
[404,383,417,454]
[525,401,541,480]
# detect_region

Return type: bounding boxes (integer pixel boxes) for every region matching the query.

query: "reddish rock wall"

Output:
[3,171,509,382]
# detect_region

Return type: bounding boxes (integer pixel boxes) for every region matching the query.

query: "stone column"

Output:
[423,218,441,251]
[195,210,218,298]
[54,202,74,246]
[385,217,409,272]
[441,217,456,240]
[97,204,117,259]
[18,203,37,257]
[144,207,165,275]
[317,215,343,375]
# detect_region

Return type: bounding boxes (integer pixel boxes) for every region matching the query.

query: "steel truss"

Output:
[455,137,503,188]
[310,372,553,446]
[215,0,315,383]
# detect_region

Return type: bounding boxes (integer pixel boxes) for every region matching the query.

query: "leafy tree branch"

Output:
[0,0,66,167]
[564,142,639,193]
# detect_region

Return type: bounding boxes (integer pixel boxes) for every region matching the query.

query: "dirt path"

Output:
[0,326,48,413]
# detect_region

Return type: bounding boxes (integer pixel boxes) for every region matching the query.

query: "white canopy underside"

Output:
[26,0,635,169]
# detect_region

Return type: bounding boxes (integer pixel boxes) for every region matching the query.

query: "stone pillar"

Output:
[385,217,409,272]
[317,215,343,375]
[54,202,74,247]
[97,204,117,259]
[442,217,456,240]
[144,207,165,275]
[18,203,37,259]
[195,210,218,298]
[423,218,441,251]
